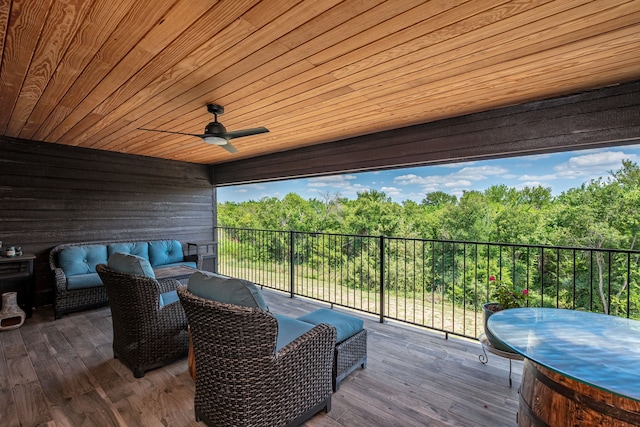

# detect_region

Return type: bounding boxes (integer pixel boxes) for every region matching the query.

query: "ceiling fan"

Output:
[137,104,269,153]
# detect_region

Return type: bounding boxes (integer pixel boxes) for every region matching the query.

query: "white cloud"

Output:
[380,186,402,197]
[518,174,557,181]
[393,173,425,184]
[307,174,357,187]
[516,181,545,189]
[452,165,508,180]
[553,150,639,179]
[444,179,471,188]
[393,165,507,196]
[307,174,369,198]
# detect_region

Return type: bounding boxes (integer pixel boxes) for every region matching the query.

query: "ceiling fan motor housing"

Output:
[205,121,226,135]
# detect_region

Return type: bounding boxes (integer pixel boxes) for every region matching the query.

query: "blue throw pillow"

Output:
[107,242,149,260]
[188,271,268,311]
[108,252,156,278]
[58,245,108,276]
[148,240,184,267]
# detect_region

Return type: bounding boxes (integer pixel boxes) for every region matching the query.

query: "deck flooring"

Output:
[0,288,521,426]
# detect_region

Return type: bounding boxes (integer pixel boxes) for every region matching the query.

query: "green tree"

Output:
[342,190,401,236]
[549,160,640,314]
[421,191,457,207]
[440,190,491,241]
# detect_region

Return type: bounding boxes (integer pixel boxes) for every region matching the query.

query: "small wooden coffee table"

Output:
[155,265,198,282]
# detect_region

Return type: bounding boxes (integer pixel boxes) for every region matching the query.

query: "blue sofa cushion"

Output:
[187,271,268,311]
[274,314,314,351]
[297,308,364,343]
[148,240,184,267]
[66,273,104,290]
[58,245,108,276]
[108,252,156,278]
[107,242,149,260]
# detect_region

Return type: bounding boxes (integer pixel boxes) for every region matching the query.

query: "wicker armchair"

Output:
[178,286,335,427]
[96,264,189,378]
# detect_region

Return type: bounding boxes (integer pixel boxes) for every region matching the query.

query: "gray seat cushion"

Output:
[108,252,156,278]
[187,271,268,311]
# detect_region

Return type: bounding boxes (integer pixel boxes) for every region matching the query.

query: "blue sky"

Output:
[218,143,640,204]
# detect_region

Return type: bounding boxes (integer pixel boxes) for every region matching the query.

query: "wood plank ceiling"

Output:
[1,0,639,165]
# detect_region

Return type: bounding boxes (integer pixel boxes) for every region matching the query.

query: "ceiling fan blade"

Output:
[137,127,202,138]
[225,127,269,139]
[220,140,238,153]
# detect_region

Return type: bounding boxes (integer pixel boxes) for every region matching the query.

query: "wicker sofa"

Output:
[49,239,202,319]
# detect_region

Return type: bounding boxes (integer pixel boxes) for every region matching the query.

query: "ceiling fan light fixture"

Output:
[137,104,267,153]
[203,136,228,145]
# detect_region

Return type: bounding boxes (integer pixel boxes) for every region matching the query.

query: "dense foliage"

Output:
[220,161,639,248]
[218,161,640,319]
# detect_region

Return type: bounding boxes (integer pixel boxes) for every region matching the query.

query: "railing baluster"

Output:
[379,235,385,324]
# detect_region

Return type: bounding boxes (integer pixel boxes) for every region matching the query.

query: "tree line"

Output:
[219,160,640,253]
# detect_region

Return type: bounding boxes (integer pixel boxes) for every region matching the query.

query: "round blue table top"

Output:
[487,308,640,401]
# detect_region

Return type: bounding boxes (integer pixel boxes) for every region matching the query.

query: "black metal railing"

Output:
[215,227,640,340]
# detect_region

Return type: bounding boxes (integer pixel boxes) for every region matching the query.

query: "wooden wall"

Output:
[213,80,640,185]
[0,137,215,307]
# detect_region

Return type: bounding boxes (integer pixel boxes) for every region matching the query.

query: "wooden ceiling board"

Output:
[49,1,218,144]
[82,16,259,151]
[16,0,135,140]
[0,0,638,165]
[28,0,180,141]
[6,0,91,136]
[81,1,324,150]
[0,0,53,133]
[74,4,261,150]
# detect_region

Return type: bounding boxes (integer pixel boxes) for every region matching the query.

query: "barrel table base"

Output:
[518,359,640,427]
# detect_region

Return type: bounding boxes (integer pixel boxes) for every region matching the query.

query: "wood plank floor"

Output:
[0,288,521,426]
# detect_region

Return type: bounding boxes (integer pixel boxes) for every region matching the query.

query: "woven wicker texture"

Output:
[178,286,335,427]
[50,240,201,318]
[96,264,189,377]
[334,328,367,390]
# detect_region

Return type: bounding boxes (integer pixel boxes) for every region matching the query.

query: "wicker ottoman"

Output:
[298,308,367,391]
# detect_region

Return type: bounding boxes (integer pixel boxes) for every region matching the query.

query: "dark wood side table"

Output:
[186,241,217,273]
[0,254,36,318]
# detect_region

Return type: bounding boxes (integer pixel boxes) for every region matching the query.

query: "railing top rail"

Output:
[216,226,640,255]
